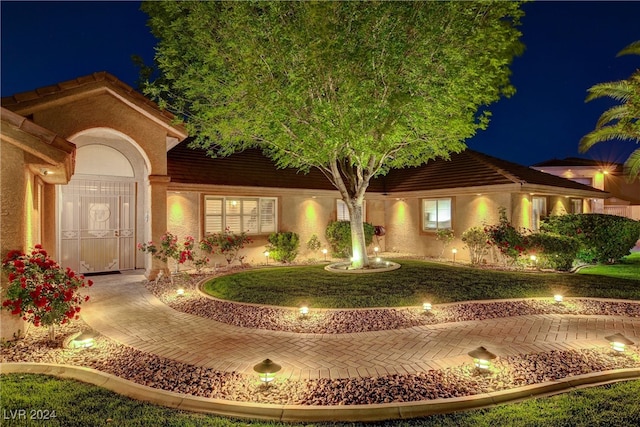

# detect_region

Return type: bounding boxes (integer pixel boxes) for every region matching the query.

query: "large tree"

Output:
[142,1,524,268]
[580,41,640,180]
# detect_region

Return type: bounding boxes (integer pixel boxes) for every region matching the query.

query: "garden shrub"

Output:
[267,231,300,263]
[435,228,455,258]
[527,232,580,271]
[325,221,375,258]
[461,226,490,265]
[542,214,640,263]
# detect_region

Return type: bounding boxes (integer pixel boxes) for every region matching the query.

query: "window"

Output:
[422,198,452,231]
[336,199,366,221]
[204,196,276,234]
[532,196,547,231]
[571,198,583,214]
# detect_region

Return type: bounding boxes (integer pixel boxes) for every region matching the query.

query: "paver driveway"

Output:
[81,271,640,380]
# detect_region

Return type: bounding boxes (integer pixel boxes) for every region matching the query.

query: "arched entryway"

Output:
[58,128,150,273]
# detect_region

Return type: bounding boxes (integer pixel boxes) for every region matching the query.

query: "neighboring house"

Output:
[532,158,640,220]
[1,72,608,338]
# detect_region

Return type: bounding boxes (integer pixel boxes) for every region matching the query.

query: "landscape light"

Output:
[605,333,634,352]
[322,248,327,261]
[423,302,432,312]
[374,246,379,254]
[299,306,309,317]
[375,257,381,263]
[264,251,270,265]
[452,248,457,263]
[69,331,97,349]
[468,346,496,370]
[554,294,564,303]
[253,359,282,384]
[176,288,185,296]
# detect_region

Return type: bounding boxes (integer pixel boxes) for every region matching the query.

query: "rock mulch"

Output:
[147,272,640,334]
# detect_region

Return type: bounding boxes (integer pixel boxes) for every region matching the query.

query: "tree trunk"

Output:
[348,200,369,268]
[48,325,55,343]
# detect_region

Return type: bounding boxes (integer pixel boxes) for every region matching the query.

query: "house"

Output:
[0,72,608,338]
[532,158,640,220]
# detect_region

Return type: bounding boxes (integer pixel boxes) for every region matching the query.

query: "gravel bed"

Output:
[147,272,640,334]
[3,321,639,406]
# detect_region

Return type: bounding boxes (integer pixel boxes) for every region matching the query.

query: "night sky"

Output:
[2,1,639,167]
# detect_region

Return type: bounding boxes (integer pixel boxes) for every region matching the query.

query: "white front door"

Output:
[59,179,136,273]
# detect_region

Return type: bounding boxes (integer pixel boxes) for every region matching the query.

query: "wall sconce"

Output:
[322,248,327,261]
[452,248,457,263]
[176,288,185,296]
[264,251,270,265]
[605,333,634,352]
[253,359,281,384]
[423,302,432,313]
[468,346,496,370]
[299,306,309,317]
[554,294,564,304]
[69,331,97,349]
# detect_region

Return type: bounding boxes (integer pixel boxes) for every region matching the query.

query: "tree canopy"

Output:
[142,1,525,267]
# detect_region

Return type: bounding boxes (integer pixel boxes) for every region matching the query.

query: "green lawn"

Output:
[203,259,640,308]
[578,252,640,281]
[1,374,639,427]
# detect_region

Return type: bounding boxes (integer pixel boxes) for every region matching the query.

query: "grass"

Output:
[2,374,640,427]
[203,259,640,308]
[578,252,640,281]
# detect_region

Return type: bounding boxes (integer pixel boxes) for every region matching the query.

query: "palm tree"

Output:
[579,41,640,180]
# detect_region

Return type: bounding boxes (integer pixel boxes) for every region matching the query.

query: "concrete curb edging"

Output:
[3,362,639,422]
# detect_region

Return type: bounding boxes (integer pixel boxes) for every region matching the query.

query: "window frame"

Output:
[203,195,277,235]
[421,197,453,232]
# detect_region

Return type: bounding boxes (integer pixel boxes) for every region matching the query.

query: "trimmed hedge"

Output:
[325,221,375,258]
[528,232,580,271]
[542,214,640,263]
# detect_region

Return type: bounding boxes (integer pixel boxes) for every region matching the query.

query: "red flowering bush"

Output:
[200,228,253,265]
[1,245,92,340]
[484,207,529,266]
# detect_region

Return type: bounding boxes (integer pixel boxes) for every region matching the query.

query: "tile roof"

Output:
[1,72,187,139]
[168,141,606,195]
[533,157,624,172]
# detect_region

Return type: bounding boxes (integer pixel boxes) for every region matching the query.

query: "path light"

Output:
[253,359,282,384]
[530,255,537,267]
[375,257,381,263]
[176,288,185,296]
[374,246,379,255]
[299,306,309,317]
[452,248,457,263]
[423,302,432,313]
[322,248,327,261]
[554,294,564,303]
[468,346,496,370]
[264,251,270,265]
[69,331,97,349]
[605,333,634,353]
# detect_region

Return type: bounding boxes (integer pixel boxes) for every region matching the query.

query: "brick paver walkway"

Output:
[81,271,640,380]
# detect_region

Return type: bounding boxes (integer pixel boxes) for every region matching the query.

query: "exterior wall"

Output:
[549,196,570,216]
[166,189,348,267]
[383,192,511,262]
[1,142,28,339]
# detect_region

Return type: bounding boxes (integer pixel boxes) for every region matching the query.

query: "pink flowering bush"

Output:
[1,245,92,342]
[200,228,253,265]
[138,233,208,272]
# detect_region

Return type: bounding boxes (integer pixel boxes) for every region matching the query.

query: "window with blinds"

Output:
[204,196,277,234]
[336,199,366,221]
[422,198,452,231]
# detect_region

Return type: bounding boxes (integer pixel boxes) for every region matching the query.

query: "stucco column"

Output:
[146,174,171,280]
[1,143,27,340]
